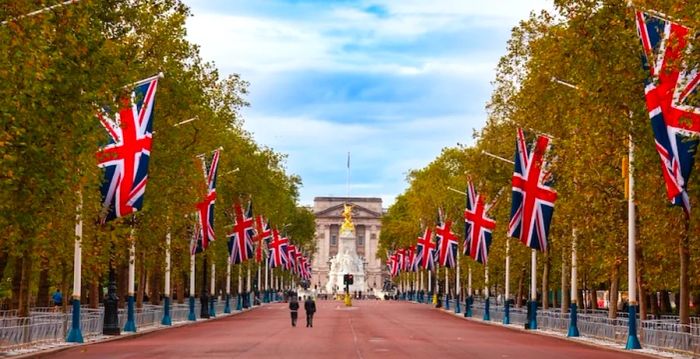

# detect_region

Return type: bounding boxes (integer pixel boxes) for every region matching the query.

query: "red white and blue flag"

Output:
[254,215,272,262]
[464,180,496,265]
[636,10,699,215]
[388,252,399,277]
[227,201,255,264]
[192,149,220,253]
[508,128,557,251]
[435,209,458,268]
[267,228,289,268]
[405,245,417,272]
[285,244,298,272]
[96,77,159,222]
[415,227,436,270]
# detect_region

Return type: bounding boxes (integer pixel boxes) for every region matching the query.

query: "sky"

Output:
[183,0,553,207]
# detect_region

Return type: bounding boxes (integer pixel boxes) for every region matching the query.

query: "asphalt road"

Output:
[38,300,652,358]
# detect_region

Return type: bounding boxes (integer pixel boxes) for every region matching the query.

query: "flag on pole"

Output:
[267,228,288,268]
[227,201,255,264]
[96,77,159,222]
[415,227,436,270]
[435,209,458,268]
[192,149,220,252]
[464,180,496,265]
[254,215,272,262]
[635,10,699,215]
[508,128,557,251]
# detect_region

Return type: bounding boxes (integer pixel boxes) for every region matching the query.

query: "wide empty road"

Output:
[44,300,649,358]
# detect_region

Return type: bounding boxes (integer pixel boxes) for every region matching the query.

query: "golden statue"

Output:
[340,203,354,234]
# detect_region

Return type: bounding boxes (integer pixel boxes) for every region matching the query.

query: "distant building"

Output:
[311,197,384,293]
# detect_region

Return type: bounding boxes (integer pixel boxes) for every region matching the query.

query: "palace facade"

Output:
[310,196,384,293]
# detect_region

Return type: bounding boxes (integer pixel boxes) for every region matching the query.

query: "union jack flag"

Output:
[508,128,557,251]
[396,248,406,273]
[464,180,496,265]
[96,77,159,222]
[387,252,399,277]
[286,244,298,272]
[405,245,417,272]
[415,228,436,270]
[267,228,289,268]
[254,215,272,262]
[636,10,699,215]
[435,209,458,268]
[227,201,255,264]
[194,149,220,251]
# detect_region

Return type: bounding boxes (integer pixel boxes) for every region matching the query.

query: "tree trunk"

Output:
[649,292,659,318]
[37,257,50,308]
[561,249,569,313]
[89,278,99,309]
[660,290,672,314]
[60,258,69,313]
[576,289,584,312]
[118,263,128,309]
[608,263,620,319]
[636,233,646,321]
[542,253,550,309]
[516,266,525,308]
[150,270,161,306]
[679,222,690,332]
[10,256,22,310]
[590,289,598,311]
[136,252,146,308]
[176,277,184,304]
[18,251,34,317]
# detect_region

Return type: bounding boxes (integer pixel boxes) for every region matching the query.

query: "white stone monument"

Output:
[326,204,366,294]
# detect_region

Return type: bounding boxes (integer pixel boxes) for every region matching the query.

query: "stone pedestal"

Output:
[326,229,366,293]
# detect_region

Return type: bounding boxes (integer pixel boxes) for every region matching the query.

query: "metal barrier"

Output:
[0,300,256,352]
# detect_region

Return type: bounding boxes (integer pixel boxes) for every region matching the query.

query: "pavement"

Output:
[31,300,657,359]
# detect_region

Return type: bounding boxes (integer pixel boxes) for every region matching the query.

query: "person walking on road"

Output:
[289,296,300,327]
[304,296,316,328]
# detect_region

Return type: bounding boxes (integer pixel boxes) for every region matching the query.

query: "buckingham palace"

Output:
[310,196,385,294]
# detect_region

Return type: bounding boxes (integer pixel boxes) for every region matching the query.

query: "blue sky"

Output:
[183,0,552,206]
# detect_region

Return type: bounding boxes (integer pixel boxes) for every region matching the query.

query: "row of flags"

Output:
[189,150,312,281]
[93,75,310,282]
[386,9,700,277]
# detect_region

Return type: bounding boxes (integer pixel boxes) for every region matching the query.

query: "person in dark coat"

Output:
[304,296,316,327]
[289,296,300,327]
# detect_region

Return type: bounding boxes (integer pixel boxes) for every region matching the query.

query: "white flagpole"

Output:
[445,267,449,297]
[238,266,243,294]
[1,0,79,25]
[165,233,171,297]
[210,263,216,297]
[505,239,511,300]
[531,250,537,302]
[66,192,83,342]
[128,239,135,298]
[468,266,472,297]
[456,252,461,298]
[189,254,195,298]
[485,265,489,298]
[226,261,231,296]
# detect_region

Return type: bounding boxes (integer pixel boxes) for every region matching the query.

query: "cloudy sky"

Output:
[183,0,552,206]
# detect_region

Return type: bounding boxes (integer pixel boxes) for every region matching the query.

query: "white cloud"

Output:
[183,0,553,206]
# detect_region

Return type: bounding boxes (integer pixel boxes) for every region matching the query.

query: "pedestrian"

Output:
[304,295,316,328]
[52,289,63,312]
[289,296,300,327]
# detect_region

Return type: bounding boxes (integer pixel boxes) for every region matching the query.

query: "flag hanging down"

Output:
[396,248,406,273]
[227,201,255,264]
[96,77,159,222]
[415,227,436,270]
[508,128,557,251]
[435,209,458,268]
[267,228,289,268]
[193,149,221,252]
[254,215,273,262]
[388,251,399,277]
[285,244,298,272]
[464,181,496,265]
[405,245,417,272]
[636,10,699,215]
